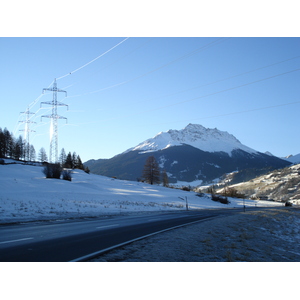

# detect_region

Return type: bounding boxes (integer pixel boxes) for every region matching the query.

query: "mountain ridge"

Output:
[124,123,257,156]
[282,153,300,164]
[85,124,291,184]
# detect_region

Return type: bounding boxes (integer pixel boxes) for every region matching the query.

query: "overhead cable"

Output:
[140,67,300,113]
[56,37,130,80]
[68,37,230,98]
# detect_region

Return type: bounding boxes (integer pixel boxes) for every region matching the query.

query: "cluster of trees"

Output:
[1,126,89,173]
[58,148,85,170]
[37,147,89,173]
[42,148,89,181]
[0,127,36,161]
[37,147,86,171]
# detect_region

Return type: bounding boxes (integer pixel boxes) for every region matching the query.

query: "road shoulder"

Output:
[90,208,300,262]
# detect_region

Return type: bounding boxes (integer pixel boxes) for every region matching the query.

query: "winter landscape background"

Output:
[0,158,285,225]
[1,7,299,299]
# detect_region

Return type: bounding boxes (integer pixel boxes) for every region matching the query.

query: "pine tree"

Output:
[142,156,160,185]
[29,145,36,161]
[72,152,78,169]
[65,152,73,168]
[3,128,13,158]
[77,155,84,170]
[38,147,48,163]
[59,148,67,166]
[13,135,24,160]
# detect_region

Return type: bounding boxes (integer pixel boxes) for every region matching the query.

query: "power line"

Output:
[196,100,300,120]
[59,38,154,91]
[154,100,300,126]
[66,37,230,98]
[85,67,300,125]
[137,67,300,114]
[56,37,130,80]
[21,38,129,125]
[131,55,300,106]
[80,38,229,96]
[63,54,300,127]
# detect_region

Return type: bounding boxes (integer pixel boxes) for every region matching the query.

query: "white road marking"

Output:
[71,216,218,262]
[96,224,119,229]
[0,237,34,245]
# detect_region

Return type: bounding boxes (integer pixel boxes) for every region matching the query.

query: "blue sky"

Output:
[1,37,299,162]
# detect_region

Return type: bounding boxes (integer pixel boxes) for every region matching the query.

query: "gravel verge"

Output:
[90,207,300,262]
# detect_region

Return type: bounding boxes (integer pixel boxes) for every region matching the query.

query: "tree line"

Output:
[0,126,89,173]
[0,127,35,161]
[58,148,89,172]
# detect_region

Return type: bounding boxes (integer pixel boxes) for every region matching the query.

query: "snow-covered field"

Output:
[0,160,283,224]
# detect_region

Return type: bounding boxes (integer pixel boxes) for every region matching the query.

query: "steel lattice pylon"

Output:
[19,107,36,160]
[41,79,68,163]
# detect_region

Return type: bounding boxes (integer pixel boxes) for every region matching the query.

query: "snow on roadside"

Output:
[0,161,283,224]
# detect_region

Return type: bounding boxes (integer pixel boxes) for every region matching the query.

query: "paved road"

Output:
[0,208,259,262]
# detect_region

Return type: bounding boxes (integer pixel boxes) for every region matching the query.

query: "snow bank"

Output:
[0,162,282,224]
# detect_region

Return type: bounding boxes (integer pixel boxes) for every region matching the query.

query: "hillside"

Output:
[217,164,300,203]
[0,160,282,224]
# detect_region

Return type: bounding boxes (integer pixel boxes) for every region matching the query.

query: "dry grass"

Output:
[90,207,300,262]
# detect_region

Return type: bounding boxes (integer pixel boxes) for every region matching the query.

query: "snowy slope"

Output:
[221,163,300,203]
[125,123,257,155]
[0,160,282,224]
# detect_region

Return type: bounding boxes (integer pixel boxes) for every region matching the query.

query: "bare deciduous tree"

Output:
[142,156,160,185]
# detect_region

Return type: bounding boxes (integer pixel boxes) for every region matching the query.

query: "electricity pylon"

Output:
[41,78,68,163]
[19,107,36,160]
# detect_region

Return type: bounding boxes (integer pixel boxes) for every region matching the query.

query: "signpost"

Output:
[179,196,188,211]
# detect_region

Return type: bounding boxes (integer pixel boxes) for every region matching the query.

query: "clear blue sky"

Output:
[1,36,299,162]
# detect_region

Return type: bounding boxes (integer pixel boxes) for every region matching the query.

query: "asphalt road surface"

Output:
[0,208,254,262]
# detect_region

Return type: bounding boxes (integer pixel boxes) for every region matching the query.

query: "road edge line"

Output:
[70,216,217,262]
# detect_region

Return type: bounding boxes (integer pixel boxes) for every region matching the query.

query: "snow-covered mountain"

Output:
[125,124,257,156]
[85,124,291,185]
[282,153,300,164]
[265,151,275,156]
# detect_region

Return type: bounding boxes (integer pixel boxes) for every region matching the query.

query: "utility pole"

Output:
[41,78,68,163]
[19,107,36,160]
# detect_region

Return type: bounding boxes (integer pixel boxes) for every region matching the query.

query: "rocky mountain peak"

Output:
[126,123,257,155]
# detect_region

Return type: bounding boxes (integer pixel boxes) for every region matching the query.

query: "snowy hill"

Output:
[218,163,300,204]
[0,160,282,224]
[125,123,257,156]
[85,124,290,184]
